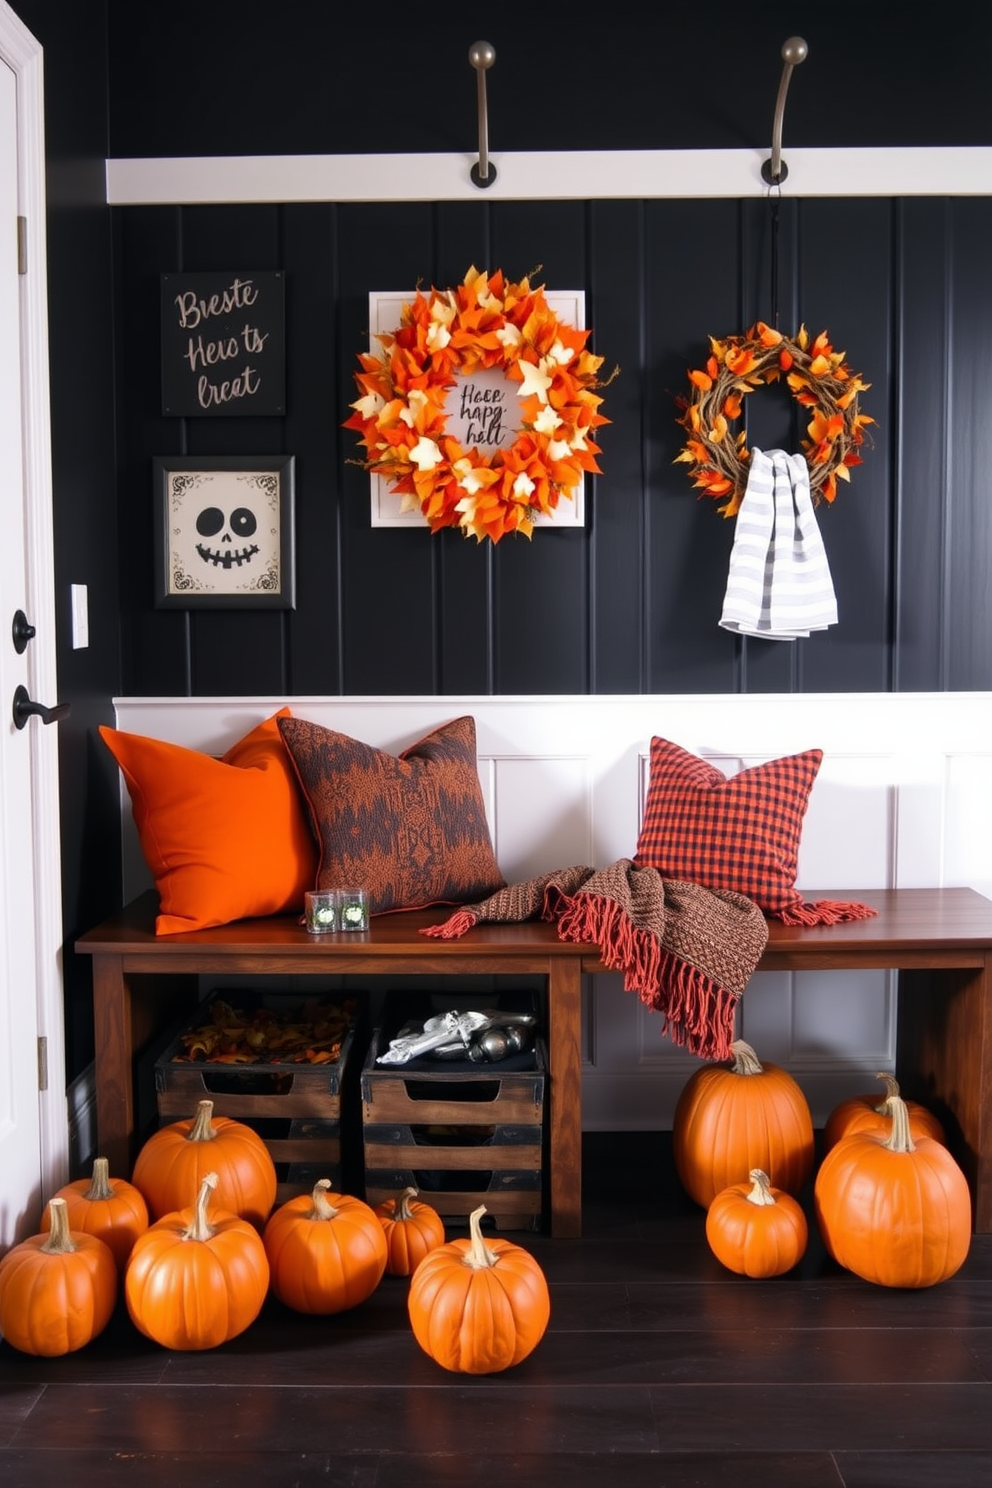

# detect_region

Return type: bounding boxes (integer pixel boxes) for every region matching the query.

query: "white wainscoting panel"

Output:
[110,692,992,1128]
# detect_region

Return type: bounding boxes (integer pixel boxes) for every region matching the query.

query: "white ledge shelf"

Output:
[106,147,992,206]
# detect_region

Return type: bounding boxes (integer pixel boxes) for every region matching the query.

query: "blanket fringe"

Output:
[778,899,878,927]
[555,890,737,1062]
[420,908,478,939]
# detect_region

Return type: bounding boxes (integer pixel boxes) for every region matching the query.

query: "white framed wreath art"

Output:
[345,267,611,544]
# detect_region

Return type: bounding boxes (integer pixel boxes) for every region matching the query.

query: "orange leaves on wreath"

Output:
[674,320,873,516]
[345,266,612,544]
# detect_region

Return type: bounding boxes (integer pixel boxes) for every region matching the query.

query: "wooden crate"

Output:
[154,990,364,1205]
[361,991,545,1231]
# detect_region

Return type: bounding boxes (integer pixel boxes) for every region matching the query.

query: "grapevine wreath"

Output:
[344,266,611,544]
[674,322,874,518]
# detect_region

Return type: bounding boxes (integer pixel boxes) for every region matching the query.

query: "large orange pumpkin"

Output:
[125,1171,270,1348]
[263,1180,388,1313]
[0,1197,118,1356]
[705,1168,808,1278]
[41,1156,149,1273]
[814,1094,971,1288]
[673,1039,814,1208]
[822,1072,945,1154]
[131,1098,276,1228]
[374,1186,446,1277]
[407,1203,550,1374]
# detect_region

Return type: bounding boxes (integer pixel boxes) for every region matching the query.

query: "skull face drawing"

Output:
[194,501,260,569]
[166,468,282,597]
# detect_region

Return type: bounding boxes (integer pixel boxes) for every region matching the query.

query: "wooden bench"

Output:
[76,885,992,1237]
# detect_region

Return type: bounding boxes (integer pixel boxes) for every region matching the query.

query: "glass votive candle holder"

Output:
[336,888,369,932]
[304,889,338,934]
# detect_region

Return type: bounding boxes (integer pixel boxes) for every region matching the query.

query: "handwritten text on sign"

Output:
[443,367,520,449]
[161,271,286,417]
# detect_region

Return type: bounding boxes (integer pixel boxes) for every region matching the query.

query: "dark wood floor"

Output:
[4,1131,992,1488]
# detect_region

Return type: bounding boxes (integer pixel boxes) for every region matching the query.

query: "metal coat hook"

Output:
[761,36,808,186]
[469,40,497,188]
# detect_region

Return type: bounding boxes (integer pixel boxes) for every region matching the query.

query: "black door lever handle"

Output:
[12,684,71,730]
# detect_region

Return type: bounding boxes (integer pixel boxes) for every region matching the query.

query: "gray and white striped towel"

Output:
[720,447,838,640]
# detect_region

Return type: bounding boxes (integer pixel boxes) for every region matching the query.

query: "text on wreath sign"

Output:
[445,367,517,449]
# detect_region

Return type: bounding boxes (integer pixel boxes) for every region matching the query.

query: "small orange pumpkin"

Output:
[407,1203,550,1374]
[0,1197,118,1356]
[822,1072,945,1153]
[262,1180,388,1313]
[131,1098,276,1228]
[705,1168,808,1278]
[124,1170,270,1349]
[375,1186,446,1276]
[814,1094,971,1288]
[41,1156,149,1272]
[673,1039,815,1208]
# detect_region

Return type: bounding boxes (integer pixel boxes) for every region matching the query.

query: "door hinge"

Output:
[38,1035,48,1091]
[17,215,27,275]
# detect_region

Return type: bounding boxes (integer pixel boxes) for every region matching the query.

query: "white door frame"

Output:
[3,0,69,1199]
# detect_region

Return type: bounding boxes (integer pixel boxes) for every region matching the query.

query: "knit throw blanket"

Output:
[421,861,769,1062]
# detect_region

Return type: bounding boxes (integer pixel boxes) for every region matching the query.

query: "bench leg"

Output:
[896,957,992,1232]
[91,954,133,1179]
[547,957,583,1237]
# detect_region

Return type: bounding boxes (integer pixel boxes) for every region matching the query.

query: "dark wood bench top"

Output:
[78,885,992,963]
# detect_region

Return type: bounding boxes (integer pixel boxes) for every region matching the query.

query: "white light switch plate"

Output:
[71,583,88,649]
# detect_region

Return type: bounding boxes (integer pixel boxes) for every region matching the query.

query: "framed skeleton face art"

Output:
[152,454,295,609]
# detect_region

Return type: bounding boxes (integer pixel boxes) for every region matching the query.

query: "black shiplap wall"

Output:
[115,193,992,697]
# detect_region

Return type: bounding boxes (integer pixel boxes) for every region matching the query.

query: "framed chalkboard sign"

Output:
[161,271,286,417]
[152,454,295,609]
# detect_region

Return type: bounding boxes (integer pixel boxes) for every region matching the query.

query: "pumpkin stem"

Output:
[39,1196,78,1254]
[186,1100,218,1143]
[881,1094,916,1154]
[462,1204,499,1270]
[395,1186,419,1221]
[310,1178,340,1222]
[872,1071,901,1114]
[83,1156,116,1202]
[182,1171,219,1242]
[729,1039,764,1076]
[746,1169,777,1206]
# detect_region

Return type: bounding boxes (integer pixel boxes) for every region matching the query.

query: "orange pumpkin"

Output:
[814,1094,971,1287]
[407,1203,550,1374]
[705,1168,808,1277]
[822,1072,945,1153]
[131,1098,276,1228]
[0,1197,118,1356]
[673,1039,814,1208]
[263,1180,388,1313]
[375,1186,446,1276]
[41,1156,149,1272]
[124,1170,270,1348]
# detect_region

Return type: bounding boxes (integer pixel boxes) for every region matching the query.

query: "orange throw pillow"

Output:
[100,708,318,934]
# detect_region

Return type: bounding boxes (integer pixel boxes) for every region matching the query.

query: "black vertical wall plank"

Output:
[486,201,592,694]
[281,203,343,696]
[644,199,744,693]
[895,199,951,691]
[337,204,443,694]
[794,197,894,693]
[587,200,648,694]
[115,204,193,697]
[947,198,992,690]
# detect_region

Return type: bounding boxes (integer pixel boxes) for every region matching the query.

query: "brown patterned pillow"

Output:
[277,714,505,915]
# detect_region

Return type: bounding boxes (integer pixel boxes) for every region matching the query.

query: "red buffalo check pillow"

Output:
[633,737,876,926]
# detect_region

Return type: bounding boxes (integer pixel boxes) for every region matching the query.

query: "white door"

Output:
[0,3,68,1249]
